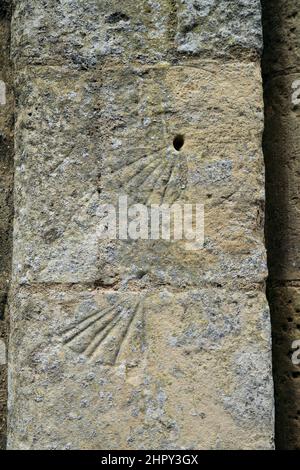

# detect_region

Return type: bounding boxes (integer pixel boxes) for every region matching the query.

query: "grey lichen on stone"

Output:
[175,0,263,57]
[222,347,274,435]
[8,286,273,449]
[11,0,262,67]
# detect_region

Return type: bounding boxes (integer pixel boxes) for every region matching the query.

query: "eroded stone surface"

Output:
[269,286,300,450]
[13,63,266,287]
[175,0,262,56]
[8,286,273,450]
[264,73,300,281]
[8,0,274,450]
[11,0,262,67]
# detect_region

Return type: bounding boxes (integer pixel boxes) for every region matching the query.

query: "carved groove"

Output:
[62,300,143,365]
[112,149,183,206]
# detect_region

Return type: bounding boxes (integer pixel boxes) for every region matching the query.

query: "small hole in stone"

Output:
[173,135,184,151]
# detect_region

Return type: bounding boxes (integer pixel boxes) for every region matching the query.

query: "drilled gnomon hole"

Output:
[173,135,185,151]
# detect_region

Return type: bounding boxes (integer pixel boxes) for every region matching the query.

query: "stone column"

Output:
[263,0,300,450]
[8,1,274,449]
[0,0,13,449]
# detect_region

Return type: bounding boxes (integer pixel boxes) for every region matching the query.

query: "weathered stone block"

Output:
[13,62,266,286]
[11,0,262,67]
[0,340,6,365]
[264,74,300,280]
[268,285,300,450]
[8,285,273,449]
[175,0,262,57]
[8,0,274,451]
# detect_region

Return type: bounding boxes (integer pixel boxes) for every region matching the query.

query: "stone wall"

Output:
[5,1,274,449]
[0,0,13,450]
[262,0,300,450]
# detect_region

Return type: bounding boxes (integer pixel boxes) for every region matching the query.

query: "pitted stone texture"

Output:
[13,62,266,287]
[11,0,172,67]
[262,0,300,76]
[264,73,300,281]
[8,286,274,450]
[11,0,262,67]
[269,286,300,450]
[175,0,262,57]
